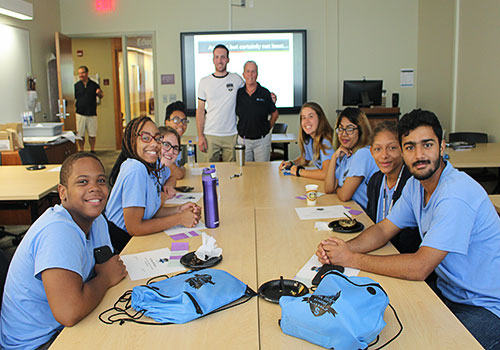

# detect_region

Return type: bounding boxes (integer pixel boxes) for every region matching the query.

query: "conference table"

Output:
[0,164,60,224]
[51,162,481,349]
[447,142,500,193]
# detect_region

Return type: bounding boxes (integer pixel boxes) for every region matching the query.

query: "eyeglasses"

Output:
[336,126,358,135]
[162,141,180,155]
[169,116,189,125]
[137,131,162,143]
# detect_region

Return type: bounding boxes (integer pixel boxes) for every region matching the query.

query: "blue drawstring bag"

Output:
[99,268,256,325]
[279,271,390,349]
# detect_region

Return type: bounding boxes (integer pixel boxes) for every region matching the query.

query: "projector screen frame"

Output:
[180,29,307,116]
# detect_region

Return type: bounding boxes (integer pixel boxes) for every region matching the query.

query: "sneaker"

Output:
[90,150,96,154]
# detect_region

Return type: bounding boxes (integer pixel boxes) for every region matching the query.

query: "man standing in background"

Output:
[236,61,279,161]
[196,44,244,162]
[74,66,103,153]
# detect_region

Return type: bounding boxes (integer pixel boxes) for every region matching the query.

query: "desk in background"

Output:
[0,139,76,165]
[0,165,60,224]
[490,195,500,214]
[51,162,481,349]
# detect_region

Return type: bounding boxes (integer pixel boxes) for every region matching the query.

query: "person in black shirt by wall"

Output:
[74,66,103,153]
[236,61,279,161]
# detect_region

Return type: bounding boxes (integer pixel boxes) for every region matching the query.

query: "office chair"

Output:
[448,132,497,192]
[270,123,288,161]
[0,248,9,308]
[18,145,49,165]
[449,132,488,144]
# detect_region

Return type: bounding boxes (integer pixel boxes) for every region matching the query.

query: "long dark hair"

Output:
[109,116,160,187]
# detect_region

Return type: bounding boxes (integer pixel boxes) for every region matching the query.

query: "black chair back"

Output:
[272,123,288,134]
[0,249,10,307]
[449,132,488,144]
[19,145,48,165]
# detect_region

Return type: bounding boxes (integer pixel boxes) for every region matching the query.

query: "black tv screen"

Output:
[180,30,307,115]
[342,80,383,107]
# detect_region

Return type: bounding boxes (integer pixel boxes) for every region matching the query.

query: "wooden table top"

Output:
[447,142,500,168]
[51,162,481,349]
[489,194,500,214]
[0,164,60,201]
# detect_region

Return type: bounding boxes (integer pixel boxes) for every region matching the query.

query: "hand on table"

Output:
[317,237,355,267]
[95,255,127,288]
[178,202,201,227]
[279,160,293,171]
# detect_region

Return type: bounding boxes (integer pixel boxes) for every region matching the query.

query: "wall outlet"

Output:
[169,94,177,103]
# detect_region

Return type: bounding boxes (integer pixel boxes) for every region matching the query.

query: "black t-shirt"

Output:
[236,83,276,139]
[74,79,100,116]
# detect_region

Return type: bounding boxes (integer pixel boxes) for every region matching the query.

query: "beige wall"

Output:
[0,0,61,122]
[59,0,418,159]
[416,0,455,135]
[455,0,500,142]
[72,38,116,150]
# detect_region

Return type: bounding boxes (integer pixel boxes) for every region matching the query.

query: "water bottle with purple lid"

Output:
[202,167,219,228]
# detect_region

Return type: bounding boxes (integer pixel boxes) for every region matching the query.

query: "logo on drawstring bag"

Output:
[186,274,215,289]
[302,291,341,317]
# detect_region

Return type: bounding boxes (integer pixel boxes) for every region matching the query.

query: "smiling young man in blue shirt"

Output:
[317,109,500,349]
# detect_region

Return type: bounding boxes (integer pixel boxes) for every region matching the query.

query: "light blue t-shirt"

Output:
[0,205,111,350]
[335,146,378,210]
[376,174,397,223]
[388,162,500,318]
[304,138,334,169]
[106,158,162,231]
[157,160,172,186]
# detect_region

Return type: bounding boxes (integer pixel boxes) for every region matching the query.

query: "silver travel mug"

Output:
[235,144,245,167]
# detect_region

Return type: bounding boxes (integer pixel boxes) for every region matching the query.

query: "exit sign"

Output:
[95,0,115,13]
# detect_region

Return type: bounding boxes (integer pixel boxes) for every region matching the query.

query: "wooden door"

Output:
[55,32,76,130]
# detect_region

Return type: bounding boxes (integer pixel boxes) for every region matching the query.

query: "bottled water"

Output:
[187,140,195,167]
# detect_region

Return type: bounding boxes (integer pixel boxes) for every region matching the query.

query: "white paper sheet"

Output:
[48,165,61,172]
[294,255,359,288]
[121,247,186,281]
[164,192,203,205]
[190,167,205,176]
[295,205,346,220]
[163,221,207,236]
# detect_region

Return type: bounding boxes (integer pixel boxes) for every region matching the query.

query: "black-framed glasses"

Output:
[336,126,358,135]
[170,116,189,125]
[162,141,180,155]
[137,131,162,143]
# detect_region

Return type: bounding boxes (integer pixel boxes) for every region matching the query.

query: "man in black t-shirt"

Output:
[236,61,279,161]
[74,66,103,152]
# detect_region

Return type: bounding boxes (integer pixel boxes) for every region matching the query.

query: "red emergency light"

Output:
[95,0,115,13]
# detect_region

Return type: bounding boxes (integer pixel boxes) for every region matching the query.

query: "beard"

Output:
[410,157,441,181]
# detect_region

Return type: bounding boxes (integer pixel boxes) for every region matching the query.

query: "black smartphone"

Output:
[175,186,194,193]
[26,164,46,171]
[94,246,114,264]
[312,264,345,285]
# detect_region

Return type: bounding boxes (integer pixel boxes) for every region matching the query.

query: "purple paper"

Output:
[172,242,189,251]
[175,194,183,199]
[170,233,189,240]
[348,209,363,216]
[295,196,306,200]
[343,206,351,209]
[170,255,183,260]
[188,231,200,236]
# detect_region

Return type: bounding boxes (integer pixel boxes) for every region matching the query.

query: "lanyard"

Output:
[382,167,404,219]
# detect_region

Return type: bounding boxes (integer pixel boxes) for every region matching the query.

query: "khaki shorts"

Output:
[76,113,98,137]
[202,134,237,162]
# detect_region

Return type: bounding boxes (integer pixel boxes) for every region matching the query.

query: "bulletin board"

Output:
[0,23,32,123]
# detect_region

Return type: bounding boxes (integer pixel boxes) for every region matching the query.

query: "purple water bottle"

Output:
[202,167,219,228]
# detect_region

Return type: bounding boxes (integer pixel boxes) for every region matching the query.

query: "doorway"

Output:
[55,33,156,151]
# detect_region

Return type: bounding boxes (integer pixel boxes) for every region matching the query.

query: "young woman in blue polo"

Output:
[324,107,378,210]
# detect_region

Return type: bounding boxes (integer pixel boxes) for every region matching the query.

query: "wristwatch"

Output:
[296,165,305,177]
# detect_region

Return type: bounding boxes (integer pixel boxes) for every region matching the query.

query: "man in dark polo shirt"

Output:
[236,61,279,161]
[74,66,103,153]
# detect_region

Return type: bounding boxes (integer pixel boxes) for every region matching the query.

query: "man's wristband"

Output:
[296,165,305,177]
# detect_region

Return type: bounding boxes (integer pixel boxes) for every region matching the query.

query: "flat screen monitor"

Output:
[180,30,307,115]
[342,80,383,107]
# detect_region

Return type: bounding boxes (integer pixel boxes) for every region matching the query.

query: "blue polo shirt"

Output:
[106,159,162,231]
[0,205,111,350]
[388,162,500,317]
[335,146,378,210]
[304,138,334,169]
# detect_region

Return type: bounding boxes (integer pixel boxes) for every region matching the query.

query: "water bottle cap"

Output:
[235,144,245,150]
[210,164,215,169]
[188,140,193,144]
